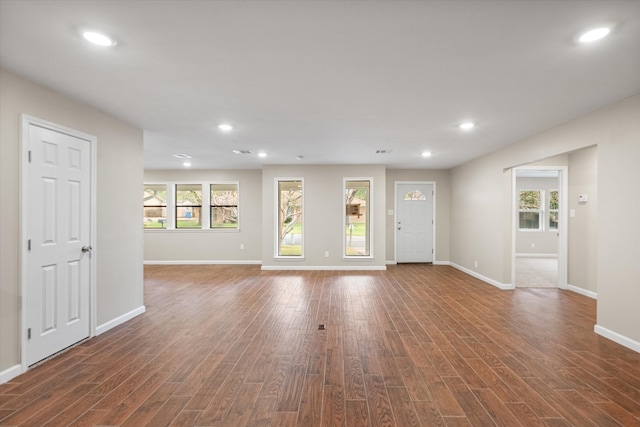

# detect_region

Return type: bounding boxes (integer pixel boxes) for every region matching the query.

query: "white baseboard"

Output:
[386,260,397,265]
[594,325,640,354]
[261,265,387,271]
[144,260,262,265]
[0,364,23,384]
[567,284,597,299]
[96,305,146,336]
[515,253,558,258]
[450,262,515,290]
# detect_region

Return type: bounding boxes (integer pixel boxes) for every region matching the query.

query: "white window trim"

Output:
[143,181,241,232]
[274,177,305,259]
[548,188,559,232]
[343,177,374,259]
[518,189,544,232]
[143,182,169,230]
[210,181,240,230]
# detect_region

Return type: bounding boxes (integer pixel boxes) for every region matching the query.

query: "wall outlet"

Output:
[240,243,245,250]
[474,260,478,268]
[324,251,329,258]
[531,243,535,248]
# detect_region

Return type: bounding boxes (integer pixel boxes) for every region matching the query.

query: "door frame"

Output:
[511,166,568,288]
[394,181,436,263]
[20,114,97,371]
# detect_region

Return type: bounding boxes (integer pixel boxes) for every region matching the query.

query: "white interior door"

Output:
[25,123,92,366]
[396,183,434,263]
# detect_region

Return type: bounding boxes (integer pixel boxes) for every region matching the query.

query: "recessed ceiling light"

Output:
[421,151,432,158]
[578,27,610,43]
[459,122,475,131]
[218,123,233,132]
[182,162,192,167]
[82,31,116,47]
[172,153,192,159]
[257,152,267,158]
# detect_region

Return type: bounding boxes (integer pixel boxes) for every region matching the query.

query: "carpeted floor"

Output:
[515,256,558,288]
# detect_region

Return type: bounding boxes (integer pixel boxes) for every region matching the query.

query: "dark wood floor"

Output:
[1,265,640,426]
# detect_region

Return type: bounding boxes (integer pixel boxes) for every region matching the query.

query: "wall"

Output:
[261,165,386,269]
[568,146,598,294]
[143,169,262,263]
[0,69,144,377]
[385,169,450,263]
[450,93,640,349]
[515,177,559,254]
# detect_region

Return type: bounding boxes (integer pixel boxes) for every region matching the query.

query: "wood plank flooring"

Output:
[1,264,640,426]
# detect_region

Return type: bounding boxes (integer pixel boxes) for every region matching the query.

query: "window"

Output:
[519,190,541,230]
[143,184,167,228]
[277,179,303,257]
[549,190,559,231]
[404,190,426,201]
[176,184,202,229]
[345,179,371,257]
[211,183,238,229]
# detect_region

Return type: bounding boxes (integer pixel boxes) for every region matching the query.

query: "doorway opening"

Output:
[512,167,567,288]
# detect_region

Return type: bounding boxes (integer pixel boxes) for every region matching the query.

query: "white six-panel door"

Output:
[396,183,434,263]
[25,123,92,366]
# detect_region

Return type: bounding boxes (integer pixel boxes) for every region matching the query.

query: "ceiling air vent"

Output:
[232,150,252,154]
[172,153,192,159]
[375,150,392,154]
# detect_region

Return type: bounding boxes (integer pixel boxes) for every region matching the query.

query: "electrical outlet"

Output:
[324,251,329,258]
[474,260,478,268]
[240,243,245,250]
[531,243,535,248]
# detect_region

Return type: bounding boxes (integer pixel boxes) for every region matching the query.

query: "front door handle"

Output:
[82,245,93,253]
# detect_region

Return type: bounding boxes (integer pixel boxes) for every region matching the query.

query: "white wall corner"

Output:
[450,262,515,290]
[594,325,640,354]
[96,305,146,336]
[567,284,597,299]
[0,364,23,385]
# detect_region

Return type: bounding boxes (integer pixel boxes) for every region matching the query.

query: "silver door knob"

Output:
[82,245,93,253]
[397,227,401,230]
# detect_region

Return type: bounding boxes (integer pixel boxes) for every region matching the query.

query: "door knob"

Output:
[397,227,401,230]
[82,245,93,253]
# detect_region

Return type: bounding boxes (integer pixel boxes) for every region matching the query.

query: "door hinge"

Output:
[28,328,31,340]
[28,239,31,251]
[28,150,32,163]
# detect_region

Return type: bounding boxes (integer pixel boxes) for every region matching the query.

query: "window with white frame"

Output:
[211,183,238,229]
[175,184,202,229]
[548,190,559,231]
[277,179,303,257]
[345,179,371,257]
[143,184,167,228]
[518,190,542,230]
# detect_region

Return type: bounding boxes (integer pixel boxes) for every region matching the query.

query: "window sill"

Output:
[144,228,241,233]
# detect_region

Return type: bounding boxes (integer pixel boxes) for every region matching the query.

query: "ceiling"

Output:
[1,1,639,170]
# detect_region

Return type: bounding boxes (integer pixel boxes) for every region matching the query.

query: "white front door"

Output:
[396,183,434,263]
[25,122,92,366]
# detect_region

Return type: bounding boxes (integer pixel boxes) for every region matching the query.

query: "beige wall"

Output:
[143,169,262,262]
[385,169,450,263]
[568,146,598,294]
[261,165,386,269]
[450,94,640,345]
[0,69,144,374]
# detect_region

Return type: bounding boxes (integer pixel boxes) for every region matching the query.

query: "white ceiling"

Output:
[1,1,639,170]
